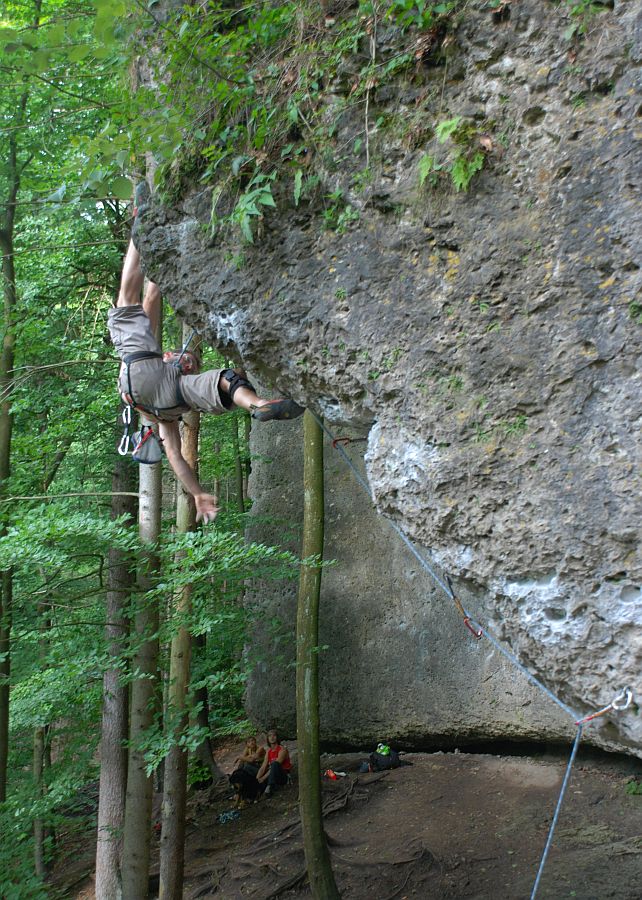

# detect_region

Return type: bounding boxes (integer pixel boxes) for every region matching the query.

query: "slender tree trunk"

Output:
[121,284,163,897]
[243,412,251,499]
[191,633,223,781]
[121,448,161,898]
[213,442,222,504]
[296,412,340,899]
[0,0,39,809]
[43,726,55,858]
[159,333,200,899]
[33,594,50,879]
[33,724,46,878]
[0,182,18,808]
[0,570,10,803]
[231,416,245,513]
[95,423,137,900]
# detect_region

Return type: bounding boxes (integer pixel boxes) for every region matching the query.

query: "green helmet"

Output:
[376,743,390,756]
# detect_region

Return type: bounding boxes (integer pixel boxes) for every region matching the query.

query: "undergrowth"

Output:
[130,1,470,240]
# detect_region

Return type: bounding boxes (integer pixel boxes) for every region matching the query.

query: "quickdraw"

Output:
[575,686,633,726]
[118,404,133,456]
[447,575,483,640]
[331,436,368,450]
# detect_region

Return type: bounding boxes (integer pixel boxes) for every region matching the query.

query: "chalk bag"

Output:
[132,426,163,464]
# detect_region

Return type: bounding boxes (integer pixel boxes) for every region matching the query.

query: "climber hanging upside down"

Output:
[108,238,304,524]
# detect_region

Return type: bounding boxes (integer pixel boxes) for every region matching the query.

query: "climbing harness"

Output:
[311,411,634,900]
[122,350,187,420]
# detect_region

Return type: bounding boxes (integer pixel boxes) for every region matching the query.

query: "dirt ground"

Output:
[55,740,642,900]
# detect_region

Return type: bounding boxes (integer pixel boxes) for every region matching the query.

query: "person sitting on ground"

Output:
[108,236,304,524]
[256,729,292,797]
[232,736,265,777]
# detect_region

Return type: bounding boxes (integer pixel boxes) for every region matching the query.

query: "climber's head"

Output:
[163,349,199,375]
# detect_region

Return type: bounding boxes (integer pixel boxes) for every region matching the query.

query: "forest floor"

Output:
[53,742,641,900]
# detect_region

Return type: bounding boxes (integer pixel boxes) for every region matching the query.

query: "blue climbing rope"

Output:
[310,411,633,899]
[530,725,583,900]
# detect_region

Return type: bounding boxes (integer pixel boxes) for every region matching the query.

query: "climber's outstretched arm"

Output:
[159,420,220,524]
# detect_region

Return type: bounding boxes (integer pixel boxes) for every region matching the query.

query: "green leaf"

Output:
[258,191,276,208]
[68,43,91,62]
[209,185,223,235]
[418,153,436,186]
[32,49,51,73]
[45,184,68,203]
[108,176,133,200]
[240,217,254,243]
[451,152,484,192]
[0,27,19,46]
[46,24,66,45]
[436,116,462,143]
[232,155,249,176]
[293,170,302,207]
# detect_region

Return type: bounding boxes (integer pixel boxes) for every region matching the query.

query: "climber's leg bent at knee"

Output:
[117,239,161,336]
[218,368,304,421]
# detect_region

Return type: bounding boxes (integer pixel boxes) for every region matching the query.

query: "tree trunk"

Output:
[95,422,137,900]
[191,633,223,782]
[121,447,161,898]
[243,412,251,499]
[0,0,39,803]
[159,332,200,899]
[231,415,245,513]
[0,570,10,803]
[33,724,46,878]
[296,411,340,899]
[121,278,163,896]
[213,442,222,504]
[43,726,55,859]
[33,594,50,879]
[0,154,18,807]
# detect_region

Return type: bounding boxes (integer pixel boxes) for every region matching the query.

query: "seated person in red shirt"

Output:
[256,729,292,797]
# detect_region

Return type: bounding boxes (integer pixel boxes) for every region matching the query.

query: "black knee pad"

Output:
[219,368,256,409]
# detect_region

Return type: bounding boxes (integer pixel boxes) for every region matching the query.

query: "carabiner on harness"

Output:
[118,404,133,456]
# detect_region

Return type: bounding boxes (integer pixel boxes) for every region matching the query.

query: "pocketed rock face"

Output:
[136,0,642,753]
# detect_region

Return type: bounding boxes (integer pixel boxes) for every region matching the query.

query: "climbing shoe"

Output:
[133,181,151,217]
[250,399,305,421]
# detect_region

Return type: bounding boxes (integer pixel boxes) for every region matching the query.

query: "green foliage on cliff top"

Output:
[87,1,472,239]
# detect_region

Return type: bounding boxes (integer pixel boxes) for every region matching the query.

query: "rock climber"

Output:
[108,233,303,524]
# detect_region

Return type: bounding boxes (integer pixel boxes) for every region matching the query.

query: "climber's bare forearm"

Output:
[159,421,219,523]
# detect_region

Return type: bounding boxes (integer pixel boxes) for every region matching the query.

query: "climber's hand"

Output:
[195,492,220,524]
